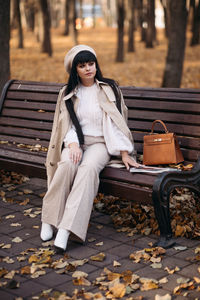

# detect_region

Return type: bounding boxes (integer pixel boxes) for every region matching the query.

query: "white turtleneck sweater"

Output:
[63,83,133,156]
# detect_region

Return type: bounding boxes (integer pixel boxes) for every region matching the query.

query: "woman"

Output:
[40,45,140,252]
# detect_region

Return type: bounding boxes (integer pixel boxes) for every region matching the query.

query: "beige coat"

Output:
[46,80,134,187]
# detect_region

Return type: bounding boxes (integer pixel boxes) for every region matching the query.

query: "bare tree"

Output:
[12,0,24,48]
[160,0,169,38]
[146,0,156,48]
[0,0,10,94]
[39,0,52,56]
[162,0,188,88]
[23,0,35,32]
[116,0,125,62]
[92,0,96,28]
[127,0,136,52]
[64,0,70,35]
[68,0,78,44]
[190,0,200,46]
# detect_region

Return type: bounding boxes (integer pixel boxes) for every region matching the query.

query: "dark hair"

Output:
[65,50,121,145]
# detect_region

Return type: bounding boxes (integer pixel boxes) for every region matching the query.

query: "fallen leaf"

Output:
[159,277,168,284]
[88,237,96,242]
[19,198,30,205]
[151,263,162,269]
[5,215,15,219]
[90,252,106,262]
[20,266,31,275]
[0,268,8,278]
[177,277,190,284]
[193,276,200,283]
[165,266,180,274]
[108,283,126,298]
[10,223,21,227]
[12,237,22,243]
[73,277,91,286]
[113,260,121,267]
[31,270,46,278]
[140,281,159,291]
[155,294,171,300]
[174,246,187,251]
[72,270,88,278]
[4,270,17,279]
[23,189,33,194]
[3,257,15,264]
[95,241,104,246]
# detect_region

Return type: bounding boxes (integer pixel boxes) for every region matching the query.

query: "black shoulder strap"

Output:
[65,99,84,145]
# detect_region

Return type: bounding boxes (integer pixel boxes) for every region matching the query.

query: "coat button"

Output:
[50,162,54,166]
[52,145,55,149]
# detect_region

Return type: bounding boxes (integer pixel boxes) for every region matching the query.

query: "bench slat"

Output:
[0,117,52,130]
[4,100,56,111]
[0,126,51,141]
[125,99,200,113]
[100,167,156,187]
[2,108,54,121]
[0,135,49,147]
[99,179,152,204]
[128,120,200,137]
[129,110,200,125]
[6,91,58,102]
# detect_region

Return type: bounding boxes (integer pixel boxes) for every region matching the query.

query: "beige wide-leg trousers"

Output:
[41,136,110,242]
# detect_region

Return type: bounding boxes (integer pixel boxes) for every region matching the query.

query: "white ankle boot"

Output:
[40,223,53,241]
[54,228,70,251]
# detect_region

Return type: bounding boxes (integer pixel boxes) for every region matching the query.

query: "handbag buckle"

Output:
[154,138,162,142]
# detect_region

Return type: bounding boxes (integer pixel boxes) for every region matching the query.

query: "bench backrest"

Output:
[0,80,200,165]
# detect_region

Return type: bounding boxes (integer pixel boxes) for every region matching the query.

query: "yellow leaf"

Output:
[0,268,8,278]
[113,260,121,267]
[72,271,88,278]
[193,276,200,283]
[73,277,91,286]
[21,266,31,275]
[107,272,121,281]
[140,281,159,291]
[90,252,106,262]
[109,283,126,298]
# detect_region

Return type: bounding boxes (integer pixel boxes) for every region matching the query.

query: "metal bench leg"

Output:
[152,158,200,249]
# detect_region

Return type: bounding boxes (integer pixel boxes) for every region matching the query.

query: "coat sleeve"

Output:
[103,112,134,156]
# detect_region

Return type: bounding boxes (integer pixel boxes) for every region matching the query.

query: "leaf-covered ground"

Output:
[10,27,200,88]
[1,169,200,300]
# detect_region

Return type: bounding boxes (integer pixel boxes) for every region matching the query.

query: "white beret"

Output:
[64,45,96,73]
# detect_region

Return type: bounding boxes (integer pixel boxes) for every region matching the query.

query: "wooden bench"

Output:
[0,79,200,248]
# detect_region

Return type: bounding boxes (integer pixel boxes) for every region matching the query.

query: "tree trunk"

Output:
[190,0,200,46]
[69,0,78,45]
[79,0,83,28]
[13,0,24,48]
[127,0,135,52]
[64,0,70,35]
[23,1,35,32]
[160,0,169,38]
[116,0,125,62]
[92,0,96,28]
[39,0,52,56]
[146,0,155,48]
[162,0,188,88]
[0,0,10,94]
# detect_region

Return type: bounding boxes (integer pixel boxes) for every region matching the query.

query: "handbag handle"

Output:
[151,119,169,134]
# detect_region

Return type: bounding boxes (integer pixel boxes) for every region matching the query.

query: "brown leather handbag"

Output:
[143,120,184,165]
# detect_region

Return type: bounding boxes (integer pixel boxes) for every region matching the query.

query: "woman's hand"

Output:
[121,151,141,170]
[68,142,82,164]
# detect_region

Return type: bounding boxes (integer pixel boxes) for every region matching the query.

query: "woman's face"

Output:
[76,61,96,86]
